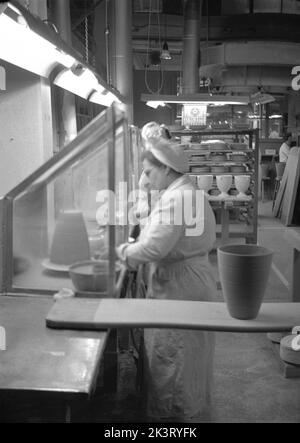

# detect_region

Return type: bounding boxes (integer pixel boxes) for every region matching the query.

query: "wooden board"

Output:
[273,164,288,217]
[280,148,300,225]
[46,298,300,333]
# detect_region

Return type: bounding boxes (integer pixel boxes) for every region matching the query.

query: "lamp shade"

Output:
[89,90,121,107]
[0,2,76,77]
[54,66,99,99]
[0,1,125,107]
[160,41,172,60]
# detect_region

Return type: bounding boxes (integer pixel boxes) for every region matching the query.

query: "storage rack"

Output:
[171,129,259,244]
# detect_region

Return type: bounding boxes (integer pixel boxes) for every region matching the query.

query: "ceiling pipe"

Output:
[182,0,203,94]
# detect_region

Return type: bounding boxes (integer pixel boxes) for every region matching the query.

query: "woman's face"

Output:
[142,159,168,192]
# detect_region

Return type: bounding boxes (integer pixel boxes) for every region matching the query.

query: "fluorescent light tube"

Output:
[54,67,99,99]
[146,101,166,109]
[0,8,75,77]
[89,90,121,107]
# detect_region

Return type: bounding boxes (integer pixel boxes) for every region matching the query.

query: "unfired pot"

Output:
[218,244,273,320]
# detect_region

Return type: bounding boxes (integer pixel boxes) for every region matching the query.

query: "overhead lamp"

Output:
[0,1,125,107]
[141,94,250,106]
[54,65,99,99]
[160,42,172,61]
[250,92,275,106]
[89,89,121,107]
[269,114,283,119]
[0,1,76,77]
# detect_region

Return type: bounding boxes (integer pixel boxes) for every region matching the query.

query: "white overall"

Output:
[118,175,217,421]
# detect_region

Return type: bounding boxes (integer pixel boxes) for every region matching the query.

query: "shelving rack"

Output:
[171,129,259,244]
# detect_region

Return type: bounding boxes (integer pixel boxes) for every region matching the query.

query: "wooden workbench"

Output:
[0,295,109,421]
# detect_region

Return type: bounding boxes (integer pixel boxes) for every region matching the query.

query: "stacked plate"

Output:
[230,165,247,173]
[211,165,230,173]
[230,143,248,151]
[209,153,228,162]
[190,165,211,173]
[200,140,229,151]
[230,153,248,162]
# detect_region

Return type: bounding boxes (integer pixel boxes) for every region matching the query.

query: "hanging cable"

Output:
[85,17,89,63]
[144,0,164,95]
[105,0,111,85]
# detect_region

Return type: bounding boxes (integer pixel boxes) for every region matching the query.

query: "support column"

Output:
[50,0,77,147]
[111,0,134,124]
[182,0,203,94]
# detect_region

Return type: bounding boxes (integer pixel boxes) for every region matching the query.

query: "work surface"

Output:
[46,298,300,333]
[0,296,108,398]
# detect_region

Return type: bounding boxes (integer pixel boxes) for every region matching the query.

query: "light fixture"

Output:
[269,114,283,119]
[89,90,121,107]
[0,1,125,107]
[160,41,172,60]
[146,101,166,109]
[54,65,99,99]
[250,91,275,106]
[141,93,250,106]
[0,1,76,77]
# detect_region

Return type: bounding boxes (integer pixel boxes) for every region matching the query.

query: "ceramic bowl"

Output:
[69,260,122,294]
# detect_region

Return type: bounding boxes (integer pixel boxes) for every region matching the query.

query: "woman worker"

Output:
[117,139,216,422]
[131,122,172,237]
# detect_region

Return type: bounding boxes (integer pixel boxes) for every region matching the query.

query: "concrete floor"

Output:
[71,200,300,424]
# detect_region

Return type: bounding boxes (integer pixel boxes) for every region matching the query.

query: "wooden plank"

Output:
[280,148,300,226]
[46,298,300,333]
[273,168,288,217]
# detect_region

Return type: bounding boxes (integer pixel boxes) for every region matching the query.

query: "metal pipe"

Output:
[50,0,77,145]
[50,0,72,43]
[182,0,203,94]
[111,0,134,124]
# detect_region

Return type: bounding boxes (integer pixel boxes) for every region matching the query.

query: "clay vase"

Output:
[216,175,232,199]
[235,175,251,199]
[197,175,214,196]
[49,211,91,266]
[217,244,273,320]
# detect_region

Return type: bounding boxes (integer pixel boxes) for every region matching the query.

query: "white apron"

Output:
[117,175,217,421]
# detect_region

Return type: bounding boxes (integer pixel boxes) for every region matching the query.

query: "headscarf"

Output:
[149,139,189,174]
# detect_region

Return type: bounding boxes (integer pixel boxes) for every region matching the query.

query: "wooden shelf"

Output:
[208,196,253,203]
[180,129,259,245]
[188,172,254,176]
[189,161,253,166]
[185,149,254,154]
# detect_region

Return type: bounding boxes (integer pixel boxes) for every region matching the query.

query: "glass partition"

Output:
[0,104,130,296]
